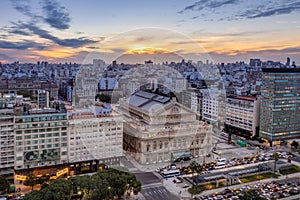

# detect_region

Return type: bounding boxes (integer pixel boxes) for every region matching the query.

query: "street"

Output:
[121,157,180,200]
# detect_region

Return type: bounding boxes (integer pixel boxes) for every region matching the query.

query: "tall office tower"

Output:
[0,109,14,182]
[260,68,300,146]
[286,57,291,66]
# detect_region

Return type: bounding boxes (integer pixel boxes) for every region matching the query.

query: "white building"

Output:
[67,103,123,172]
[201,89,224,127]
[0,109,14,182]
[74,59,106,107]
[225,96,260,138]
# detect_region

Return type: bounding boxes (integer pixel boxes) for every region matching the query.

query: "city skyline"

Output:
[0,0,300,64]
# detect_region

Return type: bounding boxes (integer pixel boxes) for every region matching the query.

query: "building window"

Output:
[153,141,157,150]
[159,141,163,149]
[164,142,168,148]
[146,144,150,152]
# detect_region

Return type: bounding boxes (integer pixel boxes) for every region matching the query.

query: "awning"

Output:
[171,151,191,160]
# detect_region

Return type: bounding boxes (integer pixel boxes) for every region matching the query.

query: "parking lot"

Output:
[195,179,300,200]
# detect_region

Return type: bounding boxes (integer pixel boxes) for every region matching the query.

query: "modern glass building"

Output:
[260,68,300,145]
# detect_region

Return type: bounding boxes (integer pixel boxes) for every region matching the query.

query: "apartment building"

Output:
[14,108,68,172]
[225,96,260,138]
[67,103,123,175]
[0,109,14,182]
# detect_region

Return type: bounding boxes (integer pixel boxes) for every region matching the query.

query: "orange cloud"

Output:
[125,48,171,55]
[32,48,76,59]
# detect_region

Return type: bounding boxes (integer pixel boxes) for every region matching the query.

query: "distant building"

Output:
[225,95,260,139]
[201,89,225,128]
[67,103,123,175]
[74,60,106,107]
[37,90,49,108]
[181,88,202,119]
[249,59,262,67]
[286,57,291,66]
[0,78,58,100]
[260,68,300,145]
[119,91,212,164]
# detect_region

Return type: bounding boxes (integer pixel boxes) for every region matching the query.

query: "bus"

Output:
[161,169,180,178]
[215,162,227,169]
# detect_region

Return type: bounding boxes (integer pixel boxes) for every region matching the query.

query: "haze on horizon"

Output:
[0,0,300,64]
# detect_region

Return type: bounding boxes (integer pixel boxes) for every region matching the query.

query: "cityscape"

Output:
[0,0,300,200]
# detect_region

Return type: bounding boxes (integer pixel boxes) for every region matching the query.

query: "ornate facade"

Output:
[119,91,212,164]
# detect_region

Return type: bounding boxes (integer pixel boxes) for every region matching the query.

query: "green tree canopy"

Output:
[0,176,10,193]
[24,169,141,200]
[291,141,299,149]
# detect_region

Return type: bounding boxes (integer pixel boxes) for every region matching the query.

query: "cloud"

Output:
[10,0,35,17]
[179,0,238,13]
[41,0,71,30]
[0,53,13,61]
[236,1,300,20]
[179,0,300,21]
[13,22,98,48]
[0,40,46,50]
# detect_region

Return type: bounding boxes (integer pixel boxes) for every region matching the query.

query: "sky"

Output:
[0,0,300,64]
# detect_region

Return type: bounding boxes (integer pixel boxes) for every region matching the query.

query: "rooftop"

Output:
[126,91,171,112]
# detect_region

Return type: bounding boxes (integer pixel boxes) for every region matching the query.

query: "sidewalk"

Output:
[122,151,215,173]
[162,177,191,199]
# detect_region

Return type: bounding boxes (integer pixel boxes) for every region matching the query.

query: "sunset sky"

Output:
[1,0,300,64]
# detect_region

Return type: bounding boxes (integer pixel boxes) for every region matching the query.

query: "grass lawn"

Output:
[240,172,279,183]
[188,179,226,195]
[280,165,300,175]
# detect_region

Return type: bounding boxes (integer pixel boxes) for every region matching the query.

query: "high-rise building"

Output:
[260,68,300,145]
[286,57,291,66]
[14,108,68,176]
[37,90,49,108]
[201,89,225,128]
[0,109,14,182]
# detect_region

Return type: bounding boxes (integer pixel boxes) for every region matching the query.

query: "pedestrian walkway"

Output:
[162,178,191,199]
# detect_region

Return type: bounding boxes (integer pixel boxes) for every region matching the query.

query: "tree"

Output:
[17,89,32,98]
[95,93,111,103]
[190,161,201,176]
[240,189,265,200]
[24,169,141,200]
[24,178,72,200]
[24,174,37,191]
[291,141,299,150]
[273,152,279,173]
[0,176,10,193]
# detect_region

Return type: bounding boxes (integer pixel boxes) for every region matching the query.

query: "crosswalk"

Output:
[141,185,179,200]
